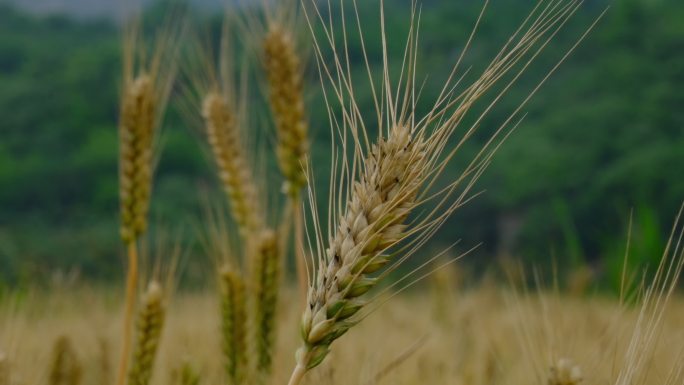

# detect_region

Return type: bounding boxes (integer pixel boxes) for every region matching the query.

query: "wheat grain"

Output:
[128,281,165,385]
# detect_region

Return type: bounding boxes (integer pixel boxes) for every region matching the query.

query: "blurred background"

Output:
[0,0,682,291]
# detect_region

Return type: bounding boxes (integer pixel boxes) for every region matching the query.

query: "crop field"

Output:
[1,0,683,384]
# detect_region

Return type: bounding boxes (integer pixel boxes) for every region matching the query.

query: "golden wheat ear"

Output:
[201,91,264,239]
[186,16,285,382]
[48,336,82,385]
[249,229,281,379]
[116,10,182,385]
[127,280,166,385]
[287,0,601,382]
[218,265,249,385]
[263,23,309,199]
[233,0,310,301]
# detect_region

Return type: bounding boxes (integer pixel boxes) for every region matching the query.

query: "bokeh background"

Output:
[1,0,683,290]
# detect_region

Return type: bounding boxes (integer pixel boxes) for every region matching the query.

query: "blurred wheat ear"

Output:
[202,92,263,239]
[49,336,82,385]
[259,1,311,301]
[263,24,309,199]
[172,361,201,385]
[116,12,180,385]
[128,281,166,385]
[250,230,280,379]
[548,359,583,385]
[218,265,248,385]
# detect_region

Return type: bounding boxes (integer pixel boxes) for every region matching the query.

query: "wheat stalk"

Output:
[128,281,166,385]
[49,336,82,385]
[218,265,249,385]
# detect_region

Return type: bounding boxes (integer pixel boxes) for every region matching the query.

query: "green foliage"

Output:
[0,0,682,285]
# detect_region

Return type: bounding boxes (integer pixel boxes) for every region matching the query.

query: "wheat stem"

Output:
[287,364,307,385]
[293,197,308,301]
[116,241,139,385]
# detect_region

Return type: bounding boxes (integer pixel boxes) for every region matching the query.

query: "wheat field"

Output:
[1,0,683,384]
[2,275,684,385]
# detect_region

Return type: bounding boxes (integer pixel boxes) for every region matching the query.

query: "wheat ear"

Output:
[263,25,309,198]
[202,92,263,238]
[49,336,82,385]
[119,74,156,244]
[128,281,165,385]
[291,125,426,378]
[250,230,281,377]
[117,73,155,385]
[218,265,248,385]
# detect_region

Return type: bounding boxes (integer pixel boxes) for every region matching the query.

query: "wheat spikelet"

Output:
[128,281,165,385]
[292,125,426,375]
[263,24,309,198]
[218,265,248,385]
[548,358,583,385]
[49,336,82,385]
[251,229,281,376]
[202,92,263,237]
